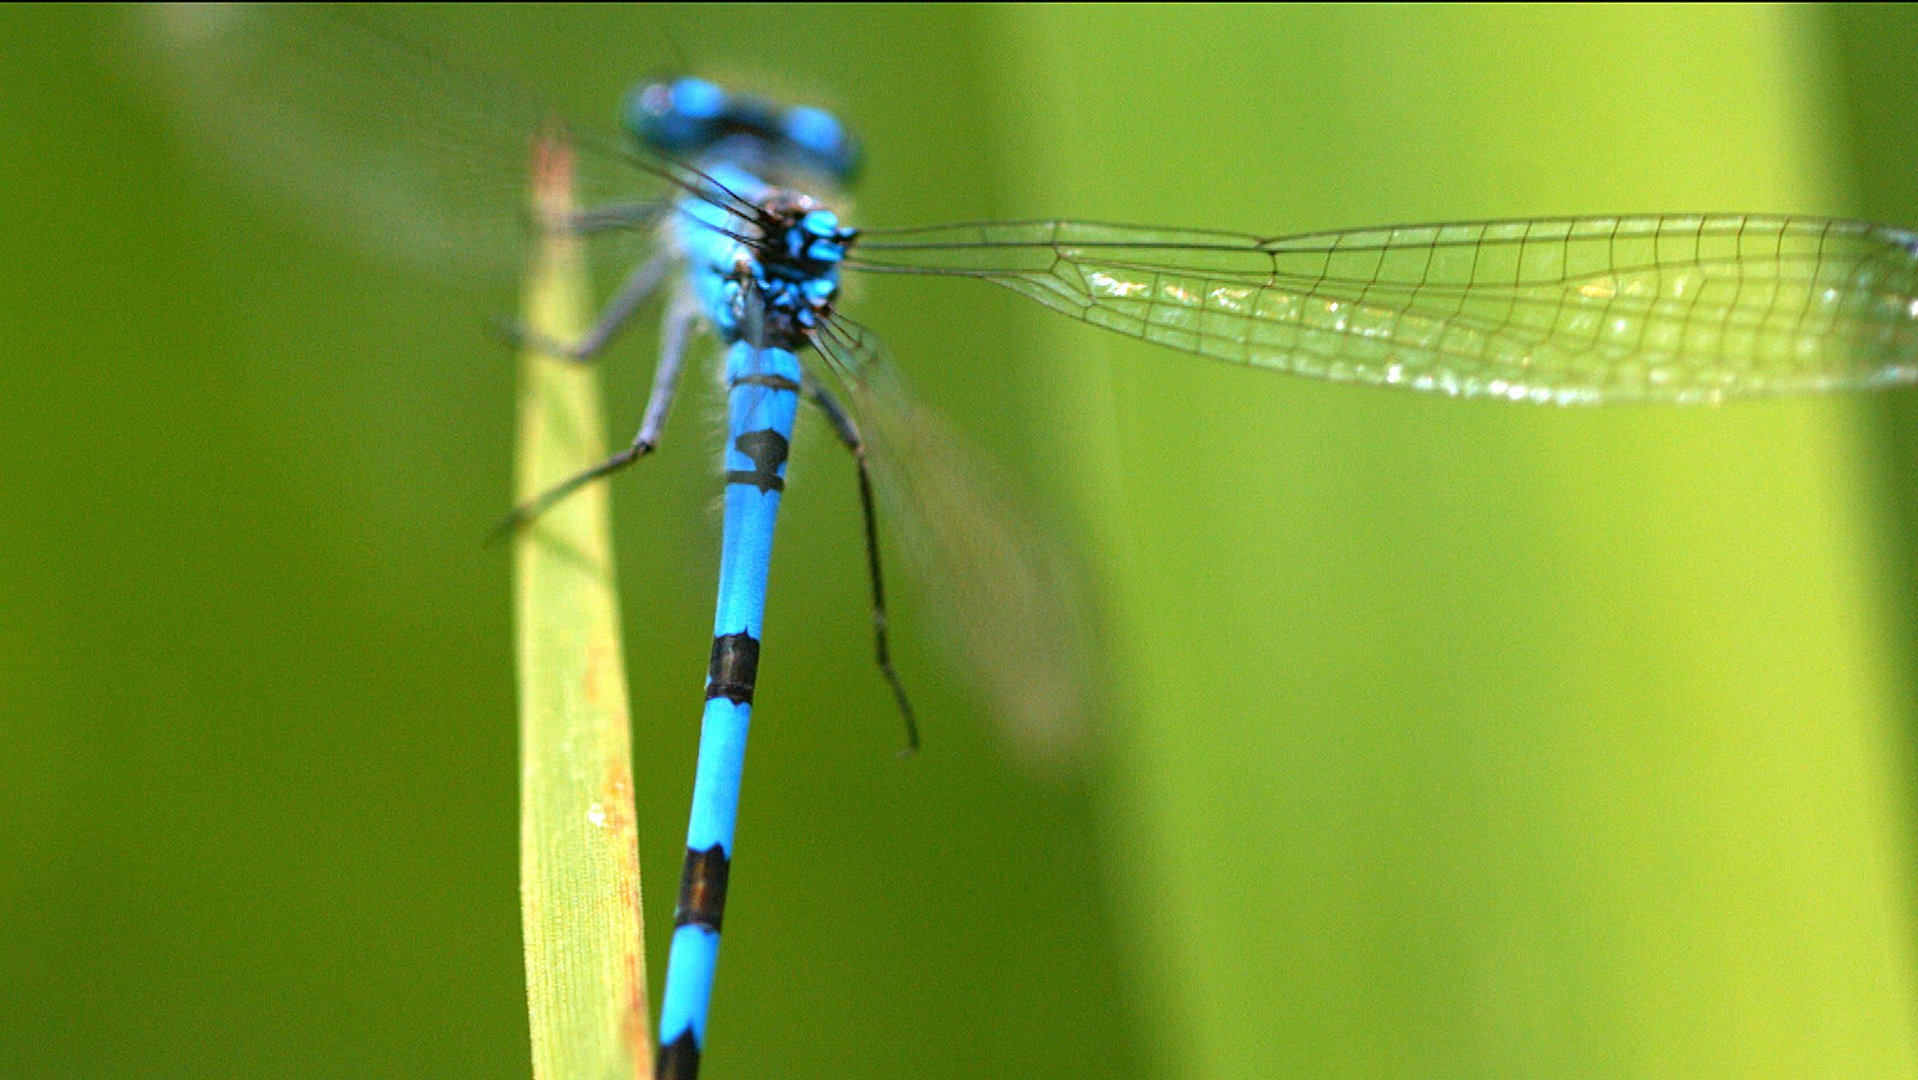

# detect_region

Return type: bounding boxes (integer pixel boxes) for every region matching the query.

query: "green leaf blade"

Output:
[514,138,652,1080]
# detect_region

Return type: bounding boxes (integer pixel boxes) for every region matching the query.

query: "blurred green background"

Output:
[5,4,1918,1078]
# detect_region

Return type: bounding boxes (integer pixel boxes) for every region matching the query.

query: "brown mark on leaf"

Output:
[601,766,652,1073]
[582,636,606,704]
[530,128,575,232]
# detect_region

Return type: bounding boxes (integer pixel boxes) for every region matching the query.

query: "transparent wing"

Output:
[850,215,1918,404]
[811,317,1098,769]
[136,4,702,284]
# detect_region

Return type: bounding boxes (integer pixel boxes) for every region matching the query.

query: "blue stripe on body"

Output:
[658,336,803,1076]
[659,923,719,1052]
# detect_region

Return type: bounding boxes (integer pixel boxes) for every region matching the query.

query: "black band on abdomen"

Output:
[705,632,760,704]
[726,428,789,493]
[729,373,801,392]
[675,843,731,932]
[657,1032,701,1080]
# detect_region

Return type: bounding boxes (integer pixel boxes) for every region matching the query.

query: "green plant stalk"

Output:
[514,138,652,1080]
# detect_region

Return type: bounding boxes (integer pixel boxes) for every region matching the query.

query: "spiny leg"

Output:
[563,199,668,235]
[806,379,920,755]
[501,247,674,363]
[493,287,700,537]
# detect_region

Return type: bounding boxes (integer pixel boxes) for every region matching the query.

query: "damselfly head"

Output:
[626,76,862,184]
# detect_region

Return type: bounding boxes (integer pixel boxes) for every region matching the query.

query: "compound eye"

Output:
[781,105,860,182]
[668,77,726,120]
[628,76,728,152]
[782,106,844,158]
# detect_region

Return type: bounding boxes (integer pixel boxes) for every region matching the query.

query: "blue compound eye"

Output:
[627,76,728,152]
[669,77,726,120]
[780,105,859,180]
[626,78,861,183]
